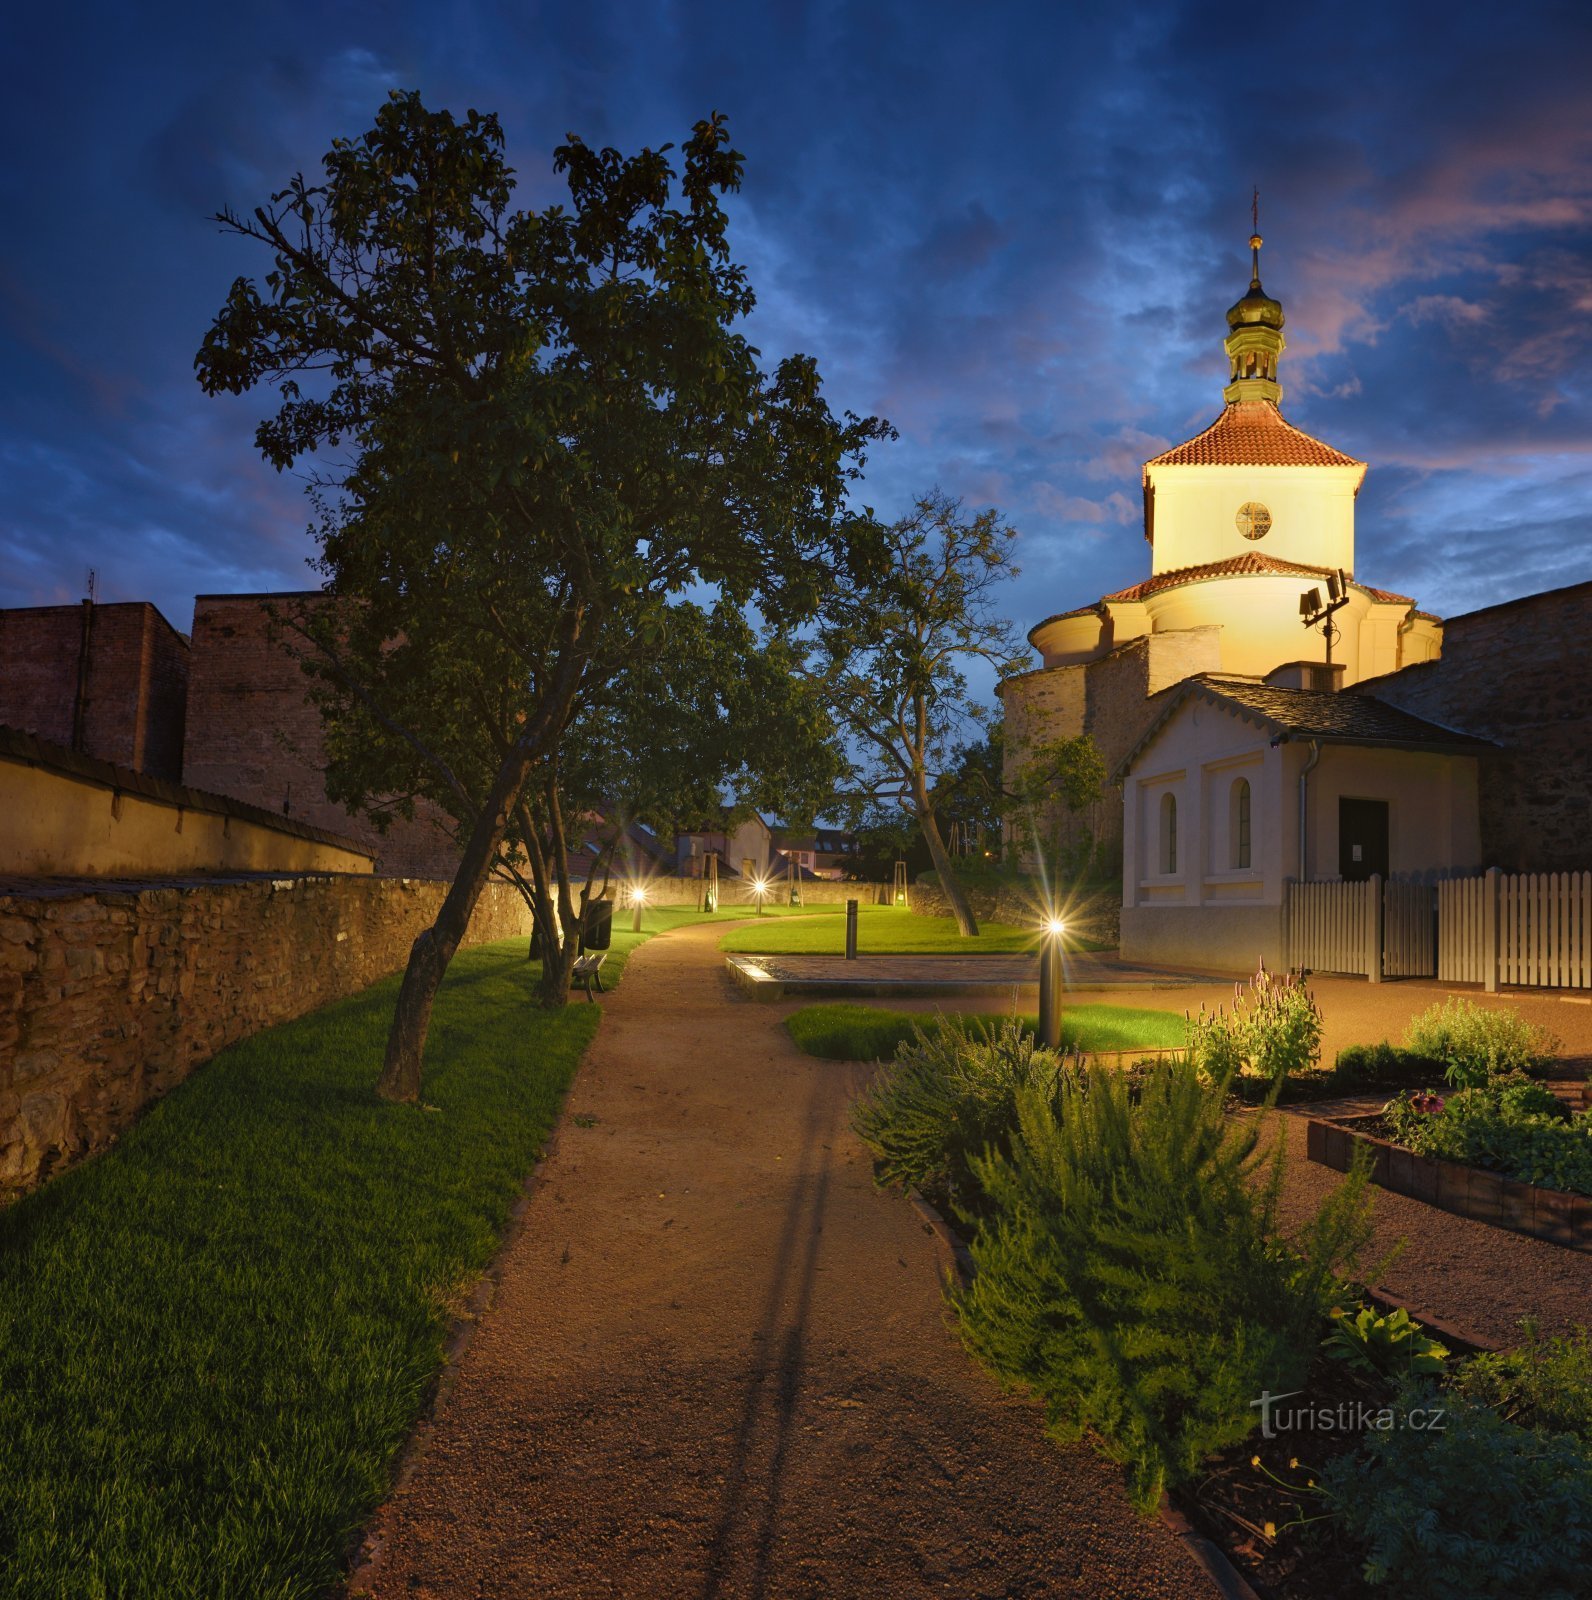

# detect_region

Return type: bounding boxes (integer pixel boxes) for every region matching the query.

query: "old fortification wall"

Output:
[0,602,189,781]
[182,593,461,878]
[0,874,535,1197]
[1352,581,1592,872]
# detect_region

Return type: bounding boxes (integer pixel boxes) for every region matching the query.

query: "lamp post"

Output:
[752,877,769,916]
[1038,917,1066,1049]
[1299,570,1351,669]
[630,882,648,933]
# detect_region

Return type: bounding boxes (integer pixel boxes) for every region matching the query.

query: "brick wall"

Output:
[0,874,537,1196]
[0,602,189,780]
[182,593,460,877]
[1352,581,1592,872]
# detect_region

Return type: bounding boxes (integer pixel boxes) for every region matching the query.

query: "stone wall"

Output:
[1352,580,1592,872]
[0,602,189,781]
[182,593,461,878]
[998,627,1222,877]
[0,874,535,1197]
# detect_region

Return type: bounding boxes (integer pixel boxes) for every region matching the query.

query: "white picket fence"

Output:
[1439,869,1592,991]
[1286,876,1437,981]
[1289,869,1592,991]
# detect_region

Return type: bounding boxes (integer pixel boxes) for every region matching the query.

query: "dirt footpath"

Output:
[353,921,1212,1600]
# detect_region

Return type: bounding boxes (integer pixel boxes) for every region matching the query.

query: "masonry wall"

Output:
[0,602,189,780]
[182,593,460,877]
[0,875,537,1196]
[999,626,1222,878]
[1352,580,1592,873]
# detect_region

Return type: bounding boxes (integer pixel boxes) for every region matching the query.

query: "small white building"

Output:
[1117,670,1493,971]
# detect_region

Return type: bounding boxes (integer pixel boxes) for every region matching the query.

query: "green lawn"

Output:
[717,903,1097,955]
[0,915,714,1600]
[785,1002,1188,1061]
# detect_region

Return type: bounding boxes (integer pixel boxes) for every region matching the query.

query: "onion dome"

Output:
[1222,229,1286,403]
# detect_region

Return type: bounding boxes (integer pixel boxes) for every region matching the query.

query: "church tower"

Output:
[1020,222,1442,688]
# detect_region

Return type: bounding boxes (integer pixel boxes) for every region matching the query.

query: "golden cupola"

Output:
[1223,229,1286,404]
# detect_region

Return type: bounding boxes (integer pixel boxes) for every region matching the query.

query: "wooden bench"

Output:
[572,951,608,1002]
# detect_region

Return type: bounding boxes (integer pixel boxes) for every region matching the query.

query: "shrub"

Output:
[1323,1303,1448,1380]
[1187,963,1323,1088]
[1453,1324,1592,1440]
[849,1018,1066,1219]
[1331,1041,1444,1091]
[955,1059,1374,1510]
[1320,1383,1592,1597]
[1403,997,1559,1089]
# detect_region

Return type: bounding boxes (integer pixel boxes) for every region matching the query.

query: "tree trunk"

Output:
[914,781,979,937]
[377,744,537,1102]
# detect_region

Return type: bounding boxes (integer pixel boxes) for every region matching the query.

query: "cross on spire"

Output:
[1249,187,1263,286]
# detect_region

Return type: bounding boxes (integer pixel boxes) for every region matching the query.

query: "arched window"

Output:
[1159,792,1178,874]
[1231,778,1252,870]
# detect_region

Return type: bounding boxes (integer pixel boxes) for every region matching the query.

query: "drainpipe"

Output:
[1297,739,1322,881]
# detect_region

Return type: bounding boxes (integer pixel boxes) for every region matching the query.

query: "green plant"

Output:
[1187,963,1322,1087]
[1323,1303,1449,1379]
[1331,1041,1444,1091]
[1403,997,1559,1089]
[1453,1324,1592,1440]
[1320,1382,1592,1596]
[955,1059,1374,1511]
[1383,1084,1592,1196]
[849,1018,1067,1217]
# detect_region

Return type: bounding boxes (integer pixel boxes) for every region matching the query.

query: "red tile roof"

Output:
[1146,403,1363,469]
[1101,552,1412,607]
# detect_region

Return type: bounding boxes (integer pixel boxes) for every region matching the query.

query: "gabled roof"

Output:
[1114,675,1495,781]
[1145,402,1363,470]
[1101,552,1413,608]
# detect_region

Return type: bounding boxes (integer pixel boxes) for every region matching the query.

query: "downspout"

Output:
[72,594,95,753]
[1297,739,1322,881]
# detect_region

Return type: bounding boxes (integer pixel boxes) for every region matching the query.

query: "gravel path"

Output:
[352,921,1212,1600]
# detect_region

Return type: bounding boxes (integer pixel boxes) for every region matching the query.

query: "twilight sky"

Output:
[3,0,1591,667]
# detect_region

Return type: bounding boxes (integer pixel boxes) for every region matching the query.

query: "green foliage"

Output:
[955,1061,1374,1510]
[1331,1041,1445,1091]
[1187,964,1323,1088]
[786,1002,1187,1062]
[1320,1383,1592,1597]
[1323,1303,1449,1379]
[1382,1082,1592,1196]
[1403,997,1560,1089]
[1002,731,1109,877]
[849,1019,1066,1218]
[1453,1324,1592,1440]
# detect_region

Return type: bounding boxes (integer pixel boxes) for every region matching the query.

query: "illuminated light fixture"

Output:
[629,880,648,932]
[1038,914,1066,1048]
[752,876,770,915]
[1044,917,1066,938]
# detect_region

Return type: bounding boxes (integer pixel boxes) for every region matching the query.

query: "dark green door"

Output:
[1339,798,1389,882]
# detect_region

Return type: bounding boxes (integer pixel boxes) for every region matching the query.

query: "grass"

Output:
[718,904,1105,955]
[0,910,729,1600]
[785,1002,1189,1061]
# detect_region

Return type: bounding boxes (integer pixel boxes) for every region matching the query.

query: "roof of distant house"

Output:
[1114,674,1495,780]
[1145,402,1363,469]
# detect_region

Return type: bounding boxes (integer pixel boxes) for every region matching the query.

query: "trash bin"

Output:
[583,898,614,951]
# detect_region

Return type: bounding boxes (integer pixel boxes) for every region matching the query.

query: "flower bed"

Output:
[1307,1113,1592,1251]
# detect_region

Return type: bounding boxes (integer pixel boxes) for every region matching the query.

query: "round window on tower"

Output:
[1236,502,1272,541]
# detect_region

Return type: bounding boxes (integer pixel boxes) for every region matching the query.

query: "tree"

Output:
[197,93,888,1099]
[804,491,1028,937]
[1004,733,1108,879]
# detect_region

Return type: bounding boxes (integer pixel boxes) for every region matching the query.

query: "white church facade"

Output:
[1002,229,1494,971]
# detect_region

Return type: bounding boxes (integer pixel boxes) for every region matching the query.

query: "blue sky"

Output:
[3,0,1590,660]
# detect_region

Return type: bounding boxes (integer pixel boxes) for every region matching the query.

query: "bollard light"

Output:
[1038,916,1066,1050]
[630,881,648,933]
[752,877,770,915]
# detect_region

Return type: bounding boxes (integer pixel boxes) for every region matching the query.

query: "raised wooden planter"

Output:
[1307,1114,1592,1252]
